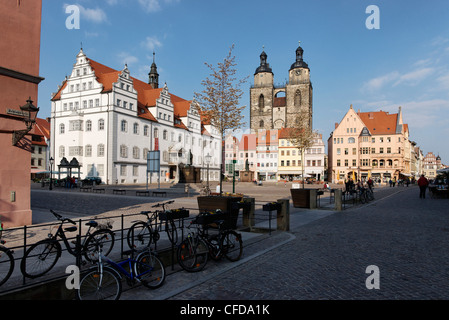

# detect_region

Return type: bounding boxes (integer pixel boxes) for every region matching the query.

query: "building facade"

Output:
[277,129,325,181]
[423,152,443,179]
[250,43,313,131]
[0,0,44,227]
[50,49,220,185]
[328,105,412,184]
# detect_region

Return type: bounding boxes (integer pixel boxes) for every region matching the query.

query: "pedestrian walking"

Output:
[417,174,429,199]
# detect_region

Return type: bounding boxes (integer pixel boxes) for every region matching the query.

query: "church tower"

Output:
[286,42,313,129]
[148,51,159,89]
[250,43,313,131]
[250,48,274,131]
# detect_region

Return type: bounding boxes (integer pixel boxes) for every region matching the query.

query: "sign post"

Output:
[147,151,161,190]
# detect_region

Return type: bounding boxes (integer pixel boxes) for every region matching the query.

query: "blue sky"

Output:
[38,0,449,162]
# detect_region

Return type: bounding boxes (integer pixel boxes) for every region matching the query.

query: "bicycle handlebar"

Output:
[50,209,76,225]
[151,200,174,208]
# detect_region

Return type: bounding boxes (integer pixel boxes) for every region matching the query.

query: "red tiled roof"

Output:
[51,56,199,128]
[358,111,398,135]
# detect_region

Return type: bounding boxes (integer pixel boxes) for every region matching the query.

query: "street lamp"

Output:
[205,153,212,192]
[49,157,54,190]
[12,97,40,146]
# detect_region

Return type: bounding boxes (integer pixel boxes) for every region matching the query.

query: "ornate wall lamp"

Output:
[12,97,39,146]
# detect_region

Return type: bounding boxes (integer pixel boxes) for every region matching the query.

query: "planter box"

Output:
[197,196,243,229]
[290,189,317,209]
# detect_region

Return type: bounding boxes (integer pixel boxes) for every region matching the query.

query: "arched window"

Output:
[295,90,301,107]
[133,123,139,134]
[86,120,92,132]
[348,137,355,144]
[59,123,65,134]
[121,120,127,132]
[85,145,92,157]
[259,94,264,113]
[133,146,140,159]
[59,146,65,157]
[163,130,168,140]
[97,144,105,157]
[120,145,128,158]
[98,119,105,130]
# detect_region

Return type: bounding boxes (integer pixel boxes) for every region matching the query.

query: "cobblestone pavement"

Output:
[24,182,449,303]
[162,186,449,300]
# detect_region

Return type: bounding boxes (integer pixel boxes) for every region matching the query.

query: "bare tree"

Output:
[194,44,248,194]
[285,110,316,188]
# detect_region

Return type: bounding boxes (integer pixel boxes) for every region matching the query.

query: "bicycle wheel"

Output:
[84,229,115,262]
[221,230,243,262]
[134,251,165,289]
[77,266,122,300]
[359,193,366,204]
[127,222,152,250]
[20,239,61,279]
[0,246,14,286]
[165,219,178,245]
[177,236,208,272]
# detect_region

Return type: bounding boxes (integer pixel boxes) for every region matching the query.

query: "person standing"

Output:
[417,174,429,199]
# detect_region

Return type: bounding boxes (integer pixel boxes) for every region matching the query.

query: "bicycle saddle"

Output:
[85,221,98,228]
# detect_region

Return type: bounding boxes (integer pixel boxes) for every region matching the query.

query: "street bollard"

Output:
[276,199,290,232]
[334,189,342,211]
[242,197,255,230]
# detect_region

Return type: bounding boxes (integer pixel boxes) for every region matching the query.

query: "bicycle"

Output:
[177,210,243,273]
[200,185,211,196]
[0,221,14,287]
[76,247,165,300]
[358,187,374,204]
[20,210,115,279]
[127,200,186,249]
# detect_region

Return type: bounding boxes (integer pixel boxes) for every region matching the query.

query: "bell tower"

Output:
[286,41,313,129]
[148,51,159,89]
[250,47,274,131]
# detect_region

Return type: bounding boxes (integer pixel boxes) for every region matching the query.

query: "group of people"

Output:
[388,177,412,187]
[344,178,374,194]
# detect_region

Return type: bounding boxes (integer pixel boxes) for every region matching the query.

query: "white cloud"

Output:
[361,71,399,93]
[117,52,139,66]
[138,0,162,12]
[141,36,163,51]
[393,68,434,87]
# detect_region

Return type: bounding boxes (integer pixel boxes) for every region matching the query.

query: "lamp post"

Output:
[12,97,40,146]
[49,157,54,190]
[205,153,212,192]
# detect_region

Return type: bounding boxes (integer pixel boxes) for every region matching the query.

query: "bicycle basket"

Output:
[159,209,189,221]
[192,210,227,226]
[96,218,114,230]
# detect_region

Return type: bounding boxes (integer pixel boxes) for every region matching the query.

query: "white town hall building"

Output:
[50,49,221,185]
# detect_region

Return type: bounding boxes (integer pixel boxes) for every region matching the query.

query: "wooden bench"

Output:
[136,190,150,197]
[92,188,105,193]
[80,186,92,192]
[113,189,126,195]
[152,191,167,197]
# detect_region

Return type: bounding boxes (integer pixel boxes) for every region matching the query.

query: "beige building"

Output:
[328,105,412,184]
